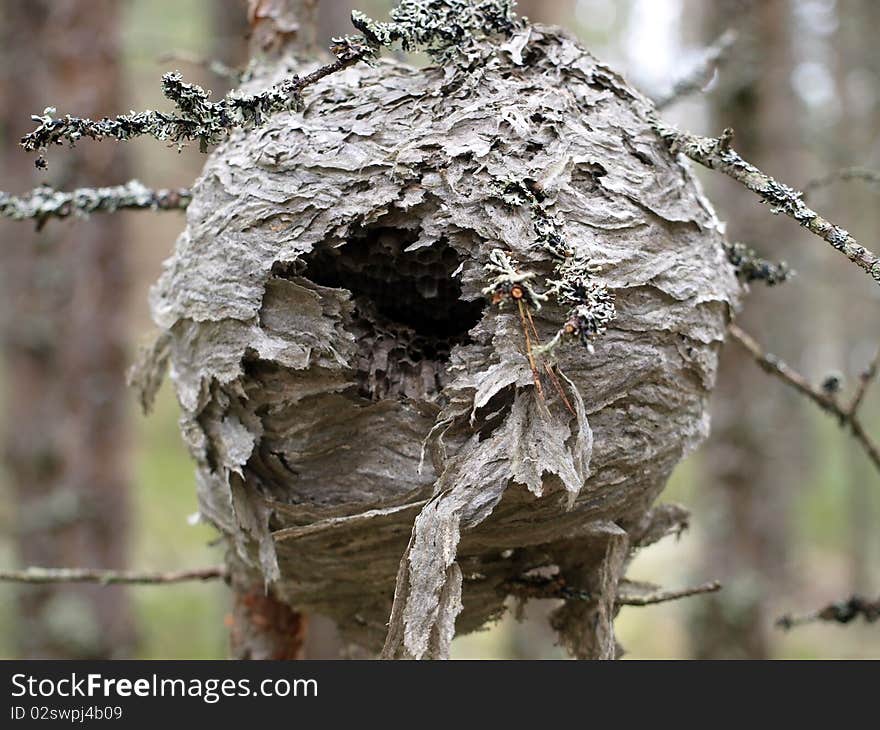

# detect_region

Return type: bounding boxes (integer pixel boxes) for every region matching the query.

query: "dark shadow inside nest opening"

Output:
[301,226,485,402]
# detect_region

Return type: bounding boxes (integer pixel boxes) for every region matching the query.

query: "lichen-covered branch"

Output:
[655,123,880,286]
[728,324,880,473]
[22,0,522,167]
[653,30,736,110]
[0,566,227,585]
[777,595,879,630]
[723,241,792,286]
[0,181,190,227]
[21,60,361,164]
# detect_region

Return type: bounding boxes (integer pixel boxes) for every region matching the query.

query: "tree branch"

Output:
[616,580,722,607]
[653,30,736,110]
[803,167,880,201]
[728,323,880,473]
[777,595,880,630]
[848,347,880,417]
[21,57,363,164]
[20,1,522,168]
[0,566,227,585]
[504,574,721,606]
[0,181,190,228]
[723,240,792,286]
[654,122,880,286]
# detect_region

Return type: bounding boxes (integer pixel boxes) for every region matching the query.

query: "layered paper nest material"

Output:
[146,25,739,658]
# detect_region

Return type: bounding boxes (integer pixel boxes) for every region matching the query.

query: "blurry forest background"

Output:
[0,0,877,659]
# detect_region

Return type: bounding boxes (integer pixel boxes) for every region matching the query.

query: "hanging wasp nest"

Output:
[143,4,739,659]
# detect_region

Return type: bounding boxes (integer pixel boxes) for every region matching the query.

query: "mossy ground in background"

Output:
[130,382,228,659]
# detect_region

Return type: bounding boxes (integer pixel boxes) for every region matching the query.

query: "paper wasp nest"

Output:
[148,24,738,658]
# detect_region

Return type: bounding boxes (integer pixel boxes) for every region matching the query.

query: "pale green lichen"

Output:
[486,177,616,352]
[22,71,313,160]
[723,241,792,286]
[337,0,521,63]
[481,248,547,310]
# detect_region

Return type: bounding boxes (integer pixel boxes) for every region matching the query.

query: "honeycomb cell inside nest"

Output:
[303,226,485,401]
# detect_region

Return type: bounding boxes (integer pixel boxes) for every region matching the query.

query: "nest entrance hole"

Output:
[303,226,484,401]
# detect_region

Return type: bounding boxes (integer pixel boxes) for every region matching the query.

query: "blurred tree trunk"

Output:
[0,1,135,658]
[516,0,577,25]
[214,0,251,88]
[318,0,353,51]
[688,0,805,659]
[832,0,880,597]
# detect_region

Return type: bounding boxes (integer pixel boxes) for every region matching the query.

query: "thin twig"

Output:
[654,30,736,110]
[157,51,242,82]
[517,298,546,402]
[777,595,880,630]
[728,323,880,473]
[848,347,880,416]
[0,566,227,585]
[803,167,880,201]
[728,324,836,413]
[654,122,880,286]
[0,181,191,227]
[504,574,721,606]
[523,306,576,416]
[617,580,721,607]
[719,321,866,638]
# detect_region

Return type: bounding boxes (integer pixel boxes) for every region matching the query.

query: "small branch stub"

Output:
[229,583,308,660]
[617,580,722,607]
